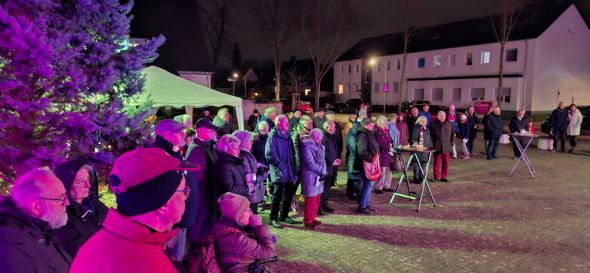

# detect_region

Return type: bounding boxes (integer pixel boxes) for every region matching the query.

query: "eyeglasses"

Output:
[176,187,191,198]
[39,194,68,205]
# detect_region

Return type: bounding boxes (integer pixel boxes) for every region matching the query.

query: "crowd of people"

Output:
[0,100,583,273]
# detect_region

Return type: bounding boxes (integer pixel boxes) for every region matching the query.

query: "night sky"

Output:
[131,0,590,68]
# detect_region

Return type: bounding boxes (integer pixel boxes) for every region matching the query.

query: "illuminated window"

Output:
[434,55,442,68]
[338,84,344,94]
[481,51,491,64]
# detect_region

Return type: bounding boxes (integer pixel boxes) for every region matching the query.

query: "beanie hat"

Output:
[54,160,87,194]
[217,192,250,224]
[109,147,199,216]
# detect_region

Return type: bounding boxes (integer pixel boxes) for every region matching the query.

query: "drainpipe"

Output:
[522,39,529,112]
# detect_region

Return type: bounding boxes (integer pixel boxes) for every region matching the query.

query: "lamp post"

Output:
[228,73,238,96]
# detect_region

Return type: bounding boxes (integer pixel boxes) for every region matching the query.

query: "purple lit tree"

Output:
[0,0,164,183]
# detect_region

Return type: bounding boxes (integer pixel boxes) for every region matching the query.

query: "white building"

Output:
[334,3,590,112]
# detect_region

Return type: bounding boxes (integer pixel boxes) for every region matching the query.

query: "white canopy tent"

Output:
[133,66,244,130]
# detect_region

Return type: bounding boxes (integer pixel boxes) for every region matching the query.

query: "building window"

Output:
[432,88,443,101]
[374,83,380,94]
[393,82,400,92]
[338,84,344,94]
[396,60,401,70]
[348,65,351,74]
[353,83,359,92]
[506,49,518,62]
[417,57,425,68]
[466,53,473,66]
[471,88,485,101]
[449,55,456,66]
[387,61,391,71]
[434,55,442,68]
[481,51,491,64]
[498,88,511,103]
[452,88,461,102]
[413,88,424,100]
[356,64,359,73]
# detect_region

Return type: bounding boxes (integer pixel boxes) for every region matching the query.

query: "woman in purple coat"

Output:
[374,116,394,193]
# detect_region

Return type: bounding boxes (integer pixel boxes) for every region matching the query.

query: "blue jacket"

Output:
[387,121,400,152]
[458,120,472,139]
[299,138,327,197]
[550,108,569,131]
[265,128,297,183]
[485,114,503,139]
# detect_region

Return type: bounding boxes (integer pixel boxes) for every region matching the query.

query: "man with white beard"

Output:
[0,169,72,273]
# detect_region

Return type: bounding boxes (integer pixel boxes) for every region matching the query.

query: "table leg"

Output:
[417,152,433,212]
[390,152,416,204]
[520,137,536,178]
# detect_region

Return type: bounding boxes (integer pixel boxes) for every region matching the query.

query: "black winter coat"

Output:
[322,130,339,178]
[406,115,418,142]
[485,114,503,139]
[185,138,218,242]
[354,127,379,175]
[550,108,569,131]
[509,116,529,133]
[333,121,344,156]
[458,120,472,139]
[467,113,480,139]
[54,199,108,257]
[410,125,434,162]
[215,151,249,199]
[252,134,269,166]
[0,198,72,273]
[265,128,297,183]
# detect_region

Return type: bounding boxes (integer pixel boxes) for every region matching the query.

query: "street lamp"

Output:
[228,73,239,96]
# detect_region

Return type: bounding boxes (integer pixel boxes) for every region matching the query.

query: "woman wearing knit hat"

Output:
[210,192,277,273]
[299,128,327,229]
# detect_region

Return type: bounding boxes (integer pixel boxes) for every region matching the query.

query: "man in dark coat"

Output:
[430,111,454,182]
[326,111,343,160]
[484,106,503,160]
[313,109,326,129]
[466,106,480,155]
[265,115,298,229]
[0,170,72,273]
[247,109,259,131]
[509,109,529,158]
[320,120,341,213]
[354,118,380,214]
[346,117,362,200]
[550,101,569,152]
[185,118,219,244]
[252,120,270,166]
[406,107,420,144]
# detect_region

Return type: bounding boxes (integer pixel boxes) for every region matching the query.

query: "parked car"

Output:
[579,105,589,135]
[400,100,431,113]
[336,99,372,114]
[298,101,313,114]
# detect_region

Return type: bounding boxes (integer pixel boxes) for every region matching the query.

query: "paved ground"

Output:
[260,136,590,273]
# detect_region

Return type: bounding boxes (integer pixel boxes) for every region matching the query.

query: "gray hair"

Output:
[309,128,323,141]
[216,134,240,153]
[322,120,335,130]
[257,120,269,132]
[12,169,55,207]
[416,116,428,125]
[264,107,276,117]
[274,114,287,125]
[376,115,388,127]
[217,108,229,118]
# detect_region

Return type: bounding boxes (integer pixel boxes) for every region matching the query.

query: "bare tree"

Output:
[488,0,522,106]
[196,0,231,69]
[248,0,296,102]
[398,0,415,108]
[300,0,355,109]
[282,69,309,109]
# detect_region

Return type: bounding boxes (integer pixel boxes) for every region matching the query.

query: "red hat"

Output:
[109,147,199,193]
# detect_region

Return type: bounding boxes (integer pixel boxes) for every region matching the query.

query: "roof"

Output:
[130,0,212,73]
[337,2,578,61]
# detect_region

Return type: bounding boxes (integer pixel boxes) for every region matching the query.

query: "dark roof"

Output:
[338,2,578,61]
[130,0,212,73]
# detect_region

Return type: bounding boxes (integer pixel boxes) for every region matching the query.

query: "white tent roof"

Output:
[133,66,244,130]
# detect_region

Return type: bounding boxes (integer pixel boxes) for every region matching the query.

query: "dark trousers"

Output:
[250,202,259,215]
[486,137,500,158]
[553,130,566,151]
[269,182,295,221]
[320,176,335,209]
[569,135,578,148]
[412,158,428,182]
[346,178,361,198]
[512,136,524,157]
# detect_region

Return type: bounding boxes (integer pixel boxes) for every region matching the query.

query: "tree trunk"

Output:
[315,74,321,110]
[398,38,409,107]
[497,41,505,107]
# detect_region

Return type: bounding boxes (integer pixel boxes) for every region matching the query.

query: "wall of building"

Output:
[333,59,363,102]
[530,5,590,111]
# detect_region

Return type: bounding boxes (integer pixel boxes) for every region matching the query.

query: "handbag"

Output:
[363,152,382,181]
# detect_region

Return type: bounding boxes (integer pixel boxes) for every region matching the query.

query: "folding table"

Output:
[508,133,537,178]
[389,146,437,212]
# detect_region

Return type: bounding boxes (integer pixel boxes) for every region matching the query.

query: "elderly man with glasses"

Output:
[0,169,72,273]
